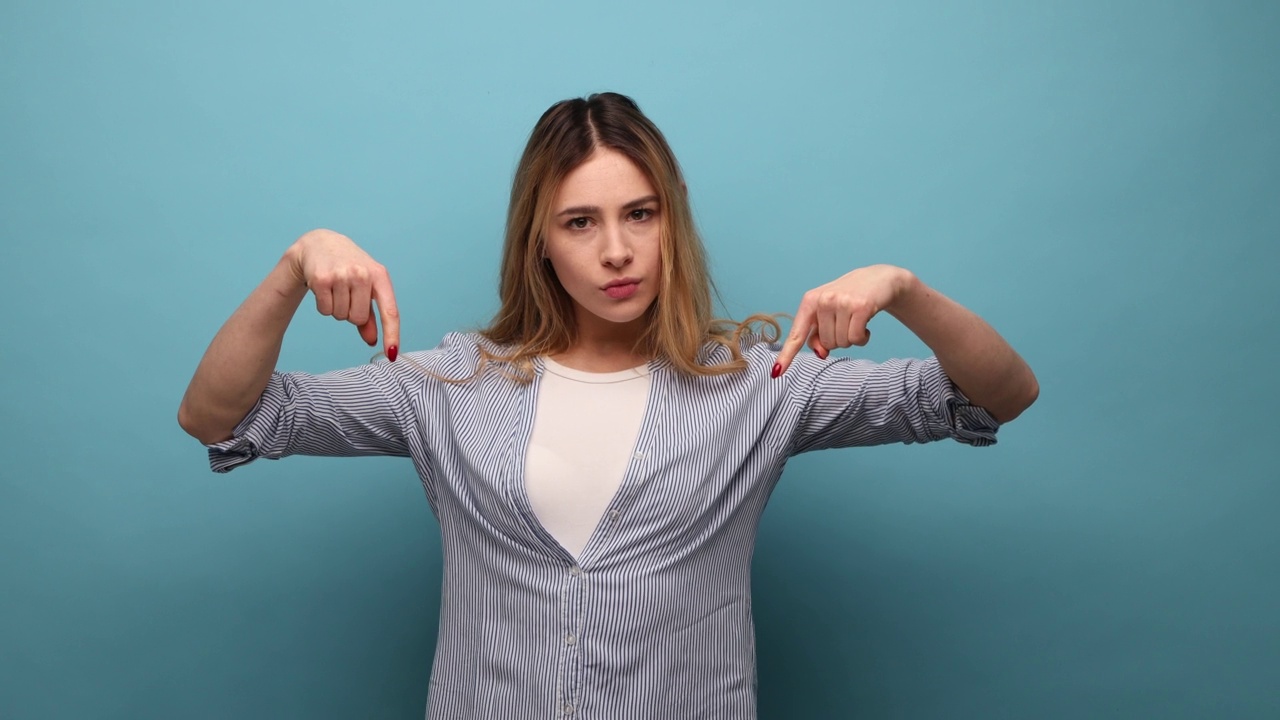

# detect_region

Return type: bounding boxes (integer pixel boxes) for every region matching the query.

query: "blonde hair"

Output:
[409,92,777,382]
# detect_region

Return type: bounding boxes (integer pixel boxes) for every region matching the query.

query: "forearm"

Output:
[178,251,308,444]
[887,273,1038,422]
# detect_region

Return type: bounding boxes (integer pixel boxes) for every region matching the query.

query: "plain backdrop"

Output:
[2,1,1277,718]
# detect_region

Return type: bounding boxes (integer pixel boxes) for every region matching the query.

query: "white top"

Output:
[525,356,651,558]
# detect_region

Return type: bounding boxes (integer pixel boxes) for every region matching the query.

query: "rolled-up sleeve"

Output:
[784,353,1000,455]
[206,363,414,473]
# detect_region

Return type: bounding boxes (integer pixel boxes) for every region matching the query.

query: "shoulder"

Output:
[392,332,532,391]
[658,333,778,393]
[399,332,489,373]
[691,332,779,370]
[404,330,488,361]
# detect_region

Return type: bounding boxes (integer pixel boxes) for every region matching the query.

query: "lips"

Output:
[603,278,640,300]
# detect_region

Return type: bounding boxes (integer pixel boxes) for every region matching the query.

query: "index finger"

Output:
[372,272,401,362]
[774,303,816,378]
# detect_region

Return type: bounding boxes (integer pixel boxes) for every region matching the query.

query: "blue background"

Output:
[2,1,1277,717]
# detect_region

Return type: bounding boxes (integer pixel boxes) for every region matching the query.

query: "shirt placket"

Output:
[557,559,586,717]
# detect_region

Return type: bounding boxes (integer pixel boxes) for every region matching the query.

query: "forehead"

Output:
[553,148,657,208]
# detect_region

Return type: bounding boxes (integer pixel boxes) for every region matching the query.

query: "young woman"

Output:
[179,92,1037,720]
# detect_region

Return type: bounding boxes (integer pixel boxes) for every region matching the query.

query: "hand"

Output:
[773,264,916,377]
[286,229,402,361]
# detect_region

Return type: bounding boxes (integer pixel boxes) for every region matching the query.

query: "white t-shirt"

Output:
[525,356,651,558]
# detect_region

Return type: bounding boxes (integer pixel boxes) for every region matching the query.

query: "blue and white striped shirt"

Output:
[208,332,999,719]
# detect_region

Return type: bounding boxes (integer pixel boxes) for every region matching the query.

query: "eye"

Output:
[628,208,654,222]
[567,217,591,230]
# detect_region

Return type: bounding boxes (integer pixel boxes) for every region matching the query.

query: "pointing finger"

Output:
[774,303,816,378]
[372,270,401,362]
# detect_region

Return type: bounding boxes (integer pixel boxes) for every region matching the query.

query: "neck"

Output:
[552,315,650,373]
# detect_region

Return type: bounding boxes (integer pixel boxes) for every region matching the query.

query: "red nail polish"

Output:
[771,362,781,379]
[387,345,398,362]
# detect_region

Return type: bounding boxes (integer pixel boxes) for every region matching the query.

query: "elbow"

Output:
[1016,375,1040,418]
[177,402,232,446]
[176,403,209,443]
[992,373,1039,424]
[177,402,196,438]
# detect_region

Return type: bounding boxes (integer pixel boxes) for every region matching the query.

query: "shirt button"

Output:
[569,565,582,577]
[563,703,574,715]
[609,509,620,520]
[565,633,577,645]
[634,451,646,460]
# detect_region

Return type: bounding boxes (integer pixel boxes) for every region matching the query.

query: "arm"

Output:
[177,229,402,444]
[886,273,1037,422]
[774,265,1038,423]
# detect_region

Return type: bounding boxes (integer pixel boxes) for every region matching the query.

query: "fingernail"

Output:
[771,362,781,379]
[388,345,398,362]
[818,349,829,360]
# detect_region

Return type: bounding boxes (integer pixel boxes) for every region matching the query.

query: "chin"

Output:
[578,298,656,328]
[599,308,650,325]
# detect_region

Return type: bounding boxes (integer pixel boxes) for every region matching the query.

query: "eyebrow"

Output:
[556,195,660,217]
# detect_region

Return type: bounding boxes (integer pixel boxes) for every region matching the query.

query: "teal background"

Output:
[2,0,1277,717]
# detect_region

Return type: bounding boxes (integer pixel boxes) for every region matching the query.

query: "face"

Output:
[544,147,662,340]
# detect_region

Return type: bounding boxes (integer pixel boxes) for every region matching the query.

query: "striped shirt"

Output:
[207,332,999,720]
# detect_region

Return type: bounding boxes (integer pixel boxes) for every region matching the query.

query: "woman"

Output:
[179,92,1037,719]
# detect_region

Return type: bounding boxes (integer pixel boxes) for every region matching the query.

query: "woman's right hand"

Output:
[286,229,402,361]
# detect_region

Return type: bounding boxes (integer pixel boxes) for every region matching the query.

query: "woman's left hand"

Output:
[773,264,917,377]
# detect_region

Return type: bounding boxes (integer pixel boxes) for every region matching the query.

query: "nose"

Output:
[600,222,633,268]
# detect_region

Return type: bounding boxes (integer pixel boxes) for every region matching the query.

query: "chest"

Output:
[418,368,789,562]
